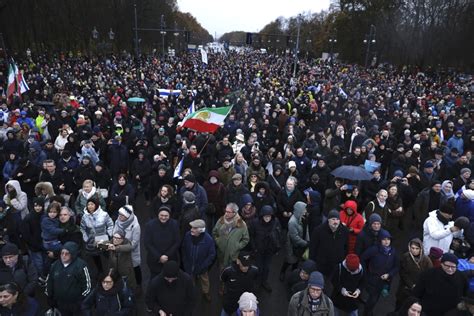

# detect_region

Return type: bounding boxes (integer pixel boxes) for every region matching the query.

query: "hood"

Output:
[34,182,55,197]
[293,201,307,220]
[300,259,317,274]
[343,200,358,214]
[463,189,474,200]
[307,190,321,206]
[208,170,220,180]
[254,181,270,193]
[241,194,253,206]
[30,141,42,152]
[5,180,23,195]
[62,241,80,261]
[408,238,424,254]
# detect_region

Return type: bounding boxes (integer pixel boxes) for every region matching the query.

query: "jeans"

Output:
[29,250,46,277]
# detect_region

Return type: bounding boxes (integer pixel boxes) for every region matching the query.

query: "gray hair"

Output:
[226,202,239,213]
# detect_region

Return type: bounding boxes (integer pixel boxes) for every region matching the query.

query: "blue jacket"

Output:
[455,193,474,222]
[41,216,64,241]
[0,296,39,316]
[447,135,464,154]
[2,160,18,180]
[458,259,474,291]
[361,244,399,279]
[181,231,216,275]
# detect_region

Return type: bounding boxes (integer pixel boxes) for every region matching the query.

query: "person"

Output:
[339,200,365,254]
[396,238,433,309]
[277,176,304,229]
[104,230,136,289]
[46,241,92,316]
[281,201,309,280]
[355,213,388,256]
[109,174,135,217]
[360,230,399,316]
[236,292,260,316]
[413,181,442,231]
[212,202,250,271]
[74,179,106,217]
[3,180,29,222]
[179,173,208,218]
[413,253,468,316]
[179,191,201,236]
[114,205,142,290]
[388,296,423,316]
[0,243,38,297]
[41,202,65,254]
[249,204,282,292]
[309,210,349,277]
[331,254,366,316]
[144,206,180,278]
[81,268,134,315]
[458,253,474,292]
[0,282,40,316]
[422,203,464,253]
[287,271,335,316]
[220,252,259,316]
[363,189,389,224]
[181,219,216,301]
[286,259,318,299]
[454,291,474,315]
[58,206,83,250]
[145,260,196,316]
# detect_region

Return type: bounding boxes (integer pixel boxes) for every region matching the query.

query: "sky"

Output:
[177,0,330,38]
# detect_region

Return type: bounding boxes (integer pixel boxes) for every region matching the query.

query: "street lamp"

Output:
[160,15,166,55]
[92,27,99,40]
[329,38,337,61]
[108,28,115,40]
[363,25,376,68]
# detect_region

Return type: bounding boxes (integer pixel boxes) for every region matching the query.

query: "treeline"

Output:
[221,0,474,69]
[0,0,212,54]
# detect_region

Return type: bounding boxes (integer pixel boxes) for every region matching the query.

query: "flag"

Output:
[200,48,208,64]
[158,89,197,99]
[173,157,184,178]
[181,106,232,133]
[177,101,196,130]
[17,70,29,94]
[6,62,17,102]
[338,87,348,99]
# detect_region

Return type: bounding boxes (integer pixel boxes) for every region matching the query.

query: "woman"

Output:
[54,128,69,153]
[114,205,142,289]
[386,184,404,235]
[109,174,135,218]
[105,230,137,289]
[75,179,106,217]
[151,184,178,219]
[234,152,249,184]
[74,156,96,190]
[266,164,285,198]
[276,176,304,230]
[339,200,364,254]
[80,197,114,274]
[388,296,423,316]
[3,180,29,222]
[81,268,133,316]
[440,180,455,206]
[252,181,275,215]
[247,172,261,193]
[236,292,260,316]
[0,282,40,316]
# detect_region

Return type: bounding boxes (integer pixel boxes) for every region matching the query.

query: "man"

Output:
[413,180,442,230]
[0,243,37,297]
[413,253,468,316]
[423,203,464,254]
[220,252,259,316]
[46,241,91,316]
[145,260,196,316]
[309,210,349,277]
[39,159,69,202]
[179,174,208,218]
[181,219,216,301]
[213,202,250,270]
[288,271,335,316]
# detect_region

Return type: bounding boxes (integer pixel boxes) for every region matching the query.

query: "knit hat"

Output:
[260,205,274,216]
[183,191,196,204]
[461,168,472,175]
[369,213,382,225]
[86,197,100,210]
[378,230,392,240]
[288,161,297,168]
[345,254,360,272]
[238,292,258,312]
[424,161,434,168]
[189,219,206,229]
[394,170,404,177]
[300,259,317,274]
[1,243,19,257]
[33,197,45,207]
[183,174,196,183]
[441,253,458,265]
[157,205,171,215]
[163,261,179,278]
[454,216,470,230]
[118,205,133,218]
[308,271,324,289]
[328,209,340,220]
[440,203,454,215]
[429,247,444,259]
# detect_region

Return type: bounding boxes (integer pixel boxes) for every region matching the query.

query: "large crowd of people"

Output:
[0,49,472,315]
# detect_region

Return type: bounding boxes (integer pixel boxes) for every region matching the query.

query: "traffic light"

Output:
[246,32,253,45]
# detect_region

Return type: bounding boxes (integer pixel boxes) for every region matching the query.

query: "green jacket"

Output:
[212,215,249,267]
[288,289,335,316]
[46,241,92,304]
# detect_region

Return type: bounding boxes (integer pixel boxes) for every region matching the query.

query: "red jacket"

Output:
[339,200,365,253]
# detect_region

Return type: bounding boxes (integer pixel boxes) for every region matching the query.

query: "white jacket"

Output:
[3,180,29,219]
[423,210,462,253]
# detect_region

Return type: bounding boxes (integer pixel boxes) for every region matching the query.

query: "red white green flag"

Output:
[181,106,232,133]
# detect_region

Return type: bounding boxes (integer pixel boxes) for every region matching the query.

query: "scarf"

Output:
[436,210,450,225]
[381,245,392,255]
[377,198,386,208]
[82,186,97,200]
[307,294,321,312]
[441,180,455,199]
[116,213,134,231]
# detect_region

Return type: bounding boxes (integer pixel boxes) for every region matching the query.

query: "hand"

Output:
[108,244,116,251]
[381,274,389,280]
[160,255,168,263]
[159,310,167,316]
[451,226,460,232]
[352,289,361,298]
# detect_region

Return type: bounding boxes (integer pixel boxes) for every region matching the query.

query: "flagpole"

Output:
[197,133,213,156]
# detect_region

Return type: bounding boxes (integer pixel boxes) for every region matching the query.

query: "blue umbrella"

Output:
[127,97,145,103]
[330,165,373,181]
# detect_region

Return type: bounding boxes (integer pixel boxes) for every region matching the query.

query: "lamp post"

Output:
[160,15,166,56]
[92,27,99,40]
[363,25,376,68]
[133,3,139,77]
[293,14,302,78]
[329,38,337,62]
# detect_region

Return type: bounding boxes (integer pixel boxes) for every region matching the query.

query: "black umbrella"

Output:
[330,165,373,181]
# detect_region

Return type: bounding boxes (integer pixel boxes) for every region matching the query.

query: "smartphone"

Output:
[346,184,353,190]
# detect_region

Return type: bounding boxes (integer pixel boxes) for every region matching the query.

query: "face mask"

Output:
[210,177,218,184]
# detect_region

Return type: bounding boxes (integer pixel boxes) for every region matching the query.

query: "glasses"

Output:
[113,236,123,239]
[102,280,113,284]
[442,262,457,270]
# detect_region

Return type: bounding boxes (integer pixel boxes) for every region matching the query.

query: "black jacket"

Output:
[355,225,389,256]
[20,211,44,252]
[221,262,259,313]
[331,262,366,312]
[144,218,180,275]
[249,216,282,254]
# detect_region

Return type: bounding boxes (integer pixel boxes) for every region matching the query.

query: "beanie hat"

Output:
[378,229,392,240]
[345,254,360,272]
[441,253,458,265]
[183,191,196,204]
[429,247,444,259]
[463,189,474,200]
[157,205,171,215]
[424,161,434,168]
[454,216,470,230]
[369,213,382,225]
[393,170,404,177]
[1,243,19,257]
[328,209,340,220]
[308,271,324,289]
[461,168,471,175]
[163,261,179,278]
[184,174,196,183]
[300,259,317,274]
[33,197,45,207]
[260,205,274,216]
[238,292,258,312]
[288,161,297,168]
[118,205,133,219]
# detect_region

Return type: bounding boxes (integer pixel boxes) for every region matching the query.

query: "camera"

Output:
[97,242,111,251]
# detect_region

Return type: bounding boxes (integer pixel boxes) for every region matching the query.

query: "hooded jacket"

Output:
[423,210,462,254]
[203,170,226,217]
[3,180,29,219]
[81,279,133,316]
[288,202,309,252]
[46,241,92,304]
[331,259,366,312]
[249,206,282,254]
[339,200,365,253]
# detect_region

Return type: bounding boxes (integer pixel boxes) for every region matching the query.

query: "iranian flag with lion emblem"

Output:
[181,106,232,133]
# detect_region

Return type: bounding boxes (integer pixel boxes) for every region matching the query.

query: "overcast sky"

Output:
[177,0,330,38]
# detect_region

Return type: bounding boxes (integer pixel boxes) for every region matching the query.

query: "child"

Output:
[41,202,64,254]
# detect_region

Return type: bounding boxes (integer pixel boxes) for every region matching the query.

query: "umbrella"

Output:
[330,165,373,181]
[127,97,145,103]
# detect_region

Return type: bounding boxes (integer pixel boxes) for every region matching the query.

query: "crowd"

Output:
[0,48,472,316]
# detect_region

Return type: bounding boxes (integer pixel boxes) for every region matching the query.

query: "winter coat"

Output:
[361,244,399,280]
[75,188,107,216]
[46,241,92,304]
[363,199,390,226]
[0,296,40,316]
[287,204,309,262]
[81,281,133,316]
[13,162,40,198]
[225,183,250,206]
[113,214,141,267]
[41,216,64,242]
[107,143,129,175]
[413,267,468,316]
[288,289,335,316]
[212,215,250,267]
[423,210,462,254]
[309,222,349,276]
[249,215,282,254]
[413,188,440,228]
[109,183,135,213]
[455,190,474,222]
[145,269,195,316]
[181,231,216,275]
[34,182,55,209]
[355,225,389,256]
[80,207,114,242]
[221,262,259,314]
[0,255,38,296]
[179,183,208,217]
[323,186,342,216]
[144,218,180,275]
[203,170,227,217]
[106,238,136,289]
[331,261,366,312]
[179,204,201,236]
[277,189,305,229]
[339,200,365,253]
[3,180,29,219]
[20,210,44,252]
[39,169,68,195]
